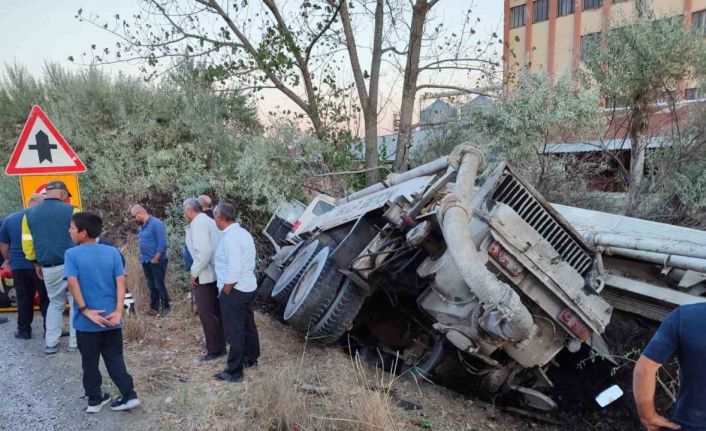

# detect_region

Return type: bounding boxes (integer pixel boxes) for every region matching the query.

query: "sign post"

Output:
[5,105,86,209]
[0,106,88,311]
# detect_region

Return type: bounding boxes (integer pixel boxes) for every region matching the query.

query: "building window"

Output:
[684,87,704,100]
[558,0,575,16]
[511,5,526,28]
[693,10,706,35]
[584,0,603,10]
[534,0,549,22]
[580,33,600,62]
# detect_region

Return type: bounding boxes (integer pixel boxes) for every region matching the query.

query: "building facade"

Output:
[503,0,706,95]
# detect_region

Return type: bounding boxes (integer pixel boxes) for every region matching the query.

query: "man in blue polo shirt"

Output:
[129,204,169,316]
[0,194,49,339]
[633,303,706,431]
[22,181,79,354]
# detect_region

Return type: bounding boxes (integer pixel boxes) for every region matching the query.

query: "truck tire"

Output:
[283,247,342,332]
[308,278,366,344]
[271,240,320,305]
[399,336,445,379]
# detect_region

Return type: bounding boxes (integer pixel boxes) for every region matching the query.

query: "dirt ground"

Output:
[0,297,555,431]
[0,311,152,431]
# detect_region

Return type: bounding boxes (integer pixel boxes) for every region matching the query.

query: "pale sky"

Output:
[0,0,504,134]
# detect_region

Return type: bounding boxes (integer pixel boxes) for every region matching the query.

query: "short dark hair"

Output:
[72,211,103,239]
[214,202,236,222]
[183,197,203,213]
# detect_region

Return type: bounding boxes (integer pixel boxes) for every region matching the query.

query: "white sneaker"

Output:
[110,395,141,411]
[86,393,111,413]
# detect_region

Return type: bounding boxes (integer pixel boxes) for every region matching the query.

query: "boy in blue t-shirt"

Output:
[65,211,141,413]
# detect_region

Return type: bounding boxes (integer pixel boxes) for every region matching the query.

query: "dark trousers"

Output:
[76,329,136,402]
[219,289,260,377]
[141,259,170,311]
[13,268,49,336]
[193,282,225,354]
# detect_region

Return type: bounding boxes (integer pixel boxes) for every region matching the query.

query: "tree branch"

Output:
[415,84,492,97]
[304,2,342,64]
[202,0,313,118]
[382,46,408,55]
[307,165,391,177]
[148,0,243,50]
[419,57,498,71]
[336,0,370,108]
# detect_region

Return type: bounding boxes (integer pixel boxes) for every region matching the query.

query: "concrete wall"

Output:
[531,21,550,73]
[554,14,575,77]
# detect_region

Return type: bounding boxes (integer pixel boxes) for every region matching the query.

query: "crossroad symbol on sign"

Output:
[28,131,57,163]
[5,105,86,175]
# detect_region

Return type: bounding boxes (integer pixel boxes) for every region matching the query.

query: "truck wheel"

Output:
[271,240,320,305]
[283,247,342,332]
[400,336,445,379]
[308,278,366,344]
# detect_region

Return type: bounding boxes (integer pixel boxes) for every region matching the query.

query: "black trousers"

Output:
[76,329,136,402]
[193,282,225,354]
[13,268,49,336]
[219,289,260,377]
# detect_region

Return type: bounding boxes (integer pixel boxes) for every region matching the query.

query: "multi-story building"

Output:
[503,0,706,97]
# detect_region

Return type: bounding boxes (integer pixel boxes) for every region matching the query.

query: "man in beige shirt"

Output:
[184,198,225,361]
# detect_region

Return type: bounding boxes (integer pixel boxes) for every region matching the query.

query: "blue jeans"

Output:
[141,259,170,311]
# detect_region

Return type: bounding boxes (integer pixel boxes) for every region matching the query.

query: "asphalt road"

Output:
[0,312,149,431]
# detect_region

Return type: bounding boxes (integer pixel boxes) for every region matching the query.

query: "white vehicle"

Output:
[263,194,335,252]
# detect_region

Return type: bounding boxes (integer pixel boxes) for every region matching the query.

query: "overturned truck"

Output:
[261,145,621,411]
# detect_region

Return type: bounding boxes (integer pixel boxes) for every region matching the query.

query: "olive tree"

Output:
[582,15,706,215]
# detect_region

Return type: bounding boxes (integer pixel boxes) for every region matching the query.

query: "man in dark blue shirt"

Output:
[0,194,49,339]
[633,303,706,431]
[129,204,169,316]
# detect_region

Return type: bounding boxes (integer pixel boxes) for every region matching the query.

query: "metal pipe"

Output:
[438,145,535,343]
[602,247,706,273]
[590,232,706,260]
[336,155,449,205]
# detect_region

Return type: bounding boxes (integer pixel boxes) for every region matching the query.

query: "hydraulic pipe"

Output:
[590,232,706,260]
[602,246,706,273]
[336,155,449,205]
[437,145,535,343]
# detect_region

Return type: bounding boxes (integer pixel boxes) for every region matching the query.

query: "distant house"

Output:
[420,99,456,129]
[358,96,494,162]
[465,95,494,109]
[375,129,431,161]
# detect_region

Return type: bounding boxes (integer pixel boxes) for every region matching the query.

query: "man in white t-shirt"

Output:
[213,202,260,382]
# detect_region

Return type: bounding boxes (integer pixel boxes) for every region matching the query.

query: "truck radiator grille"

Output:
[491,175,593,275]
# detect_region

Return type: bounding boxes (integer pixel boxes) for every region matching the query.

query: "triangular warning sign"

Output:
[5,105,86,175]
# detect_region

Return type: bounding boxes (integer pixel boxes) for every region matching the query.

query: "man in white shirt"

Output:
[213,202,260,383]
[183,198,225,362]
